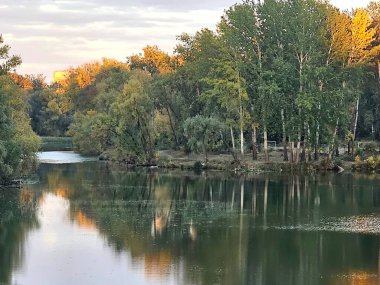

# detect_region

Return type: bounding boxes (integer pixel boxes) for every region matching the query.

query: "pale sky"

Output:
[0,0,374,82]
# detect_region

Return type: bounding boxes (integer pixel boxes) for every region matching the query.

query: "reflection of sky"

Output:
[38,151,97,164]
[11,193,180,285]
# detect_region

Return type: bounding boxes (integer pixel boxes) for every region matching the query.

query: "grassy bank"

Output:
[103,149,347,174]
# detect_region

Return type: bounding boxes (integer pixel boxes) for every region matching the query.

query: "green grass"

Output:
[40,136,74,151]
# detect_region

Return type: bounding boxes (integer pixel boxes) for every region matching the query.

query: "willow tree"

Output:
[112,70,156,164]
[183,115,225,163]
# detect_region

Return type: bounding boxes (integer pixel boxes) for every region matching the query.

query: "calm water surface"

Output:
[1,152,380,285]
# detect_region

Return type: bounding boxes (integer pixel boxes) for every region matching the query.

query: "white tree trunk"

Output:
[230,127,236,153]
[240,127,244,155]
[281,109,288,161]
[353,96,359,140]
[263,125,269,162]
[329,117,339,161]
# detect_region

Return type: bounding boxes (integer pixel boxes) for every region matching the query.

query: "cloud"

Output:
[2,0,371,82]
[329,0,372,11]
[0,0,237,81]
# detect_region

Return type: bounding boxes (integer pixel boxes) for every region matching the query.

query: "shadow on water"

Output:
[0,187,39,285]
[3,160,380,285]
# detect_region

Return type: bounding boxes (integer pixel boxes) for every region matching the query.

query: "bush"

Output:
[193,161,204,173]
[363,142,378,155]
[353,155,380,171]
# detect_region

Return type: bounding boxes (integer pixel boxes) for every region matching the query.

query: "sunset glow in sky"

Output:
[0,0,374,82]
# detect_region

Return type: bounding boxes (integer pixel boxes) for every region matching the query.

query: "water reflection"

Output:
[0,187,39,284]
[2,162,380,285]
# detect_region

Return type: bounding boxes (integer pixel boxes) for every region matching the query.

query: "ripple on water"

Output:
[273,214,380,235]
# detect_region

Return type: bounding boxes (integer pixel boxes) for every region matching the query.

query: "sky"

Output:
[0,0,374,82]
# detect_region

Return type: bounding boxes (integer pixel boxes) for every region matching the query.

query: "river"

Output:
[1,151,380,285]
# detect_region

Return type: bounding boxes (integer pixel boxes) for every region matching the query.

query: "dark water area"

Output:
[1,154,380,285]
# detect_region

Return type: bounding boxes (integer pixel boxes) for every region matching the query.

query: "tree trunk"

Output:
[315,80,322,160]
[166,107,179,150]
[353,96,360,140]
[281,109,288,161]
[302,122,308,162]
[252,124,258,160]
[328,118,339,161]
[305,123,311,162]
[203,139,208,164]
[314,124,320,161]
[263,124,269,162]
[240,127,244,156]
[230,127,236,154]
[290,140,294,163]
[237,71,244,156]
[296,133,301,164]
[295,109,301,163]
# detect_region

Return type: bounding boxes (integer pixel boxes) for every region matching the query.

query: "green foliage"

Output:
[28,78,72,136]
[68,111,112,155]
[353,155,380,171]
[111,70,155,163]
[41,137,73,151]
[183,115,225,162]
[0,75,40,183]
[0,35,22,75]
[22,0,380,165]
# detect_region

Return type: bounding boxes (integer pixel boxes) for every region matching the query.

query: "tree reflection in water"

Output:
[0,187,39,284]
[3,162,380,285]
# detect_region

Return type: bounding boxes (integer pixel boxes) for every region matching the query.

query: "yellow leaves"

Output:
[326,8,379,66]
[58,58,128,92]
[365,156,377,169]
[128,45,176,75]
[75,61,101,88]
[100,57,129,71]
[154,110,171,136]
[86,110,97,116]
[349,9,378,65]
[9,73,33,90]
[325,8,351,64]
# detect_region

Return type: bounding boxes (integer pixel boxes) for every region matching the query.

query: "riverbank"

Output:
[103,149,351,173]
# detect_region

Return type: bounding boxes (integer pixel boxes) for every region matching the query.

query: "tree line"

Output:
[11,0,380,165]
[0,36,40,184]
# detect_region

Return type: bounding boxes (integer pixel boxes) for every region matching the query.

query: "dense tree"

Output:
[0,77,40,183]
[128,45,175,75]
[112,70,155,163]
[183,115,225,163]
[47,0,380,165]
[0,36,40,183]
